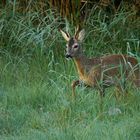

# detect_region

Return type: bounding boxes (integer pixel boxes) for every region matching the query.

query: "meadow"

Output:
[0,3,140,140]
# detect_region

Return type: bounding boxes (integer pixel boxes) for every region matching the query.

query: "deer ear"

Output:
[59,29,70,41]
[76,29,85,42]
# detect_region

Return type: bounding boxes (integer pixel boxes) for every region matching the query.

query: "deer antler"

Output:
[74,25,80,39]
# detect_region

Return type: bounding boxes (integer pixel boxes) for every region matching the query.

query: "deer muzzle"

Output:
[65,54,72,59]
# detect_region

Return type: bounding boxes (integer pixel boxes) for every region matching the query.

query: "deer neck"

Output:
[73,55,88,77]
[73,55,101,79]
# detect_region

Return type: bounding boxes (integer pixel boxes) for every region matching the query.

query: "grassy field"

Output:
[0,5,140,140]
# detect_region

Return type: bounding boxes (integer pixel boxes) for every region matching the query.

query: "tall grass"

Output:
[0,3,140,140]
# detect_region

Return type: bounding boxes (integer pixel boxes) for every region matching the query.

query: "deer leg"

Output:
[115,86,121,100]
[71,80,80,99]
[115,79,128,99]
[134,79,140,87]
[99,85,105,97]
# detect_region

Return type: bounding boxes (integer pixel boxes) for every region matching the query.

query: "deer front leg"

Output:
[71,80,80,99]
[99,86,105,97]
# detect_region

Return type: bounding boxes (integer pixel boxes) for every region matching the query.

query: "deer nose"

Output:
[65,54,72,58]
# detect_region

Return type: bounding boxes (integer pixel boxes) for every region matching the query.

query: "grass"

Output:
[0,54,140,140]
[0,4,140,140]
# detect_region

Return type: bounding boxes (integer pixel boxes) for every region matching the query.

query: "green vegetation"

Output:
[0,2,140,140]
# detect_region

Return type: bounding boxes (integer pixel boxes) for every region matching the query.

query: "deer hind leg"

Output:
[95,79,105,97]
[115,86,122,100]
[115,79,128,99]
[98,85,105,97]
[134,79,140,87]
[133,68,140,87]
[71,80,80,99]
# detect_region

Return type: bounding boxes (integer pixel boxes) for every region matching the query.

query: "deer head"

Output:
[60,28,85,58]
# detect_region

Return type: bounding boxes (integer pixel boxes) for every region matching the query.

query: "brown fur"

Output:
[60,29,140,98]
[74,55,139,87]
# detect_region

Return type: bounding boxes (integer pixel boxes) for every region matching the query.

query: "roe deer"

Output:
[60,28,140,98]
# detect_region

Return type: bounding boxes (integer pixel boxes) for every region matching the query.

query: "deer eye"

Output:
[73,45,78,49]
